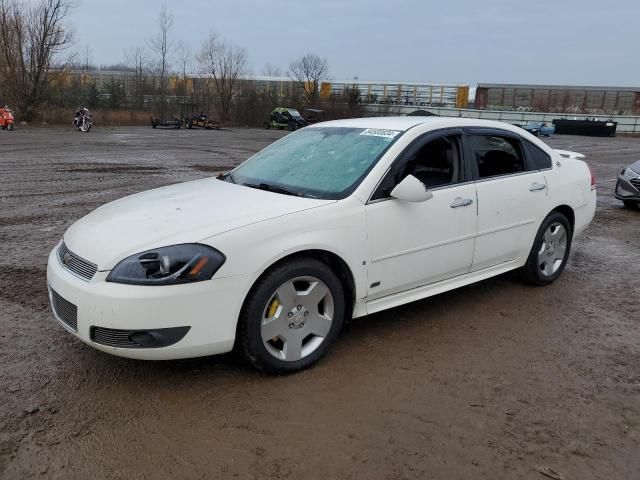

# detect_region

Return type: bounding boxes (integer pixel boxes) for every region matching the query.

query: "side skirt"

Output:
[363,258,522,316]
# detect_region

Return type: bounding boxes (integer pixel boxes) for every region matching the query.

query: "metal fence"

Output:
[383,105,640,134]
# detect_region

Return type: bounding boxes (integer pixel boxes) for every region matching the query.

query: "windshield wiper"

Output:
[218,172,237,183]
[243,182,302,197]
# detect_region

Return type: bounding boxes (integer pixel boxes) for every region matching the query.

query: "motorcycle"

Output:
[73,107,92,133]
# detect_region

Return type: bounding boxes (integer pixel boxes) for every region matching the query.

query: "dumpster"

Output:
[552,118,617,137]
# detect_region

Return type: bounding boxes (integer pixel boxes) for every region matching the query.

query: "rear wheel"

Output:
[623,200,639,209]
[239,258,345,374]
[520,212,572,286]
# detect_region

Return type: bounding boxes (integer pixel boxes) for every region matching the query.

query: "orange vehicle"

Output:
[0,106,15,131]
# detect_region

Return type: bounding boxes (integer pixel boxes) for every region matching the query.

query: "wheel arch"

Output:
[549,204,575,232]
[248,248,356,313]
[522,204,576,266]
[234,248,358,345]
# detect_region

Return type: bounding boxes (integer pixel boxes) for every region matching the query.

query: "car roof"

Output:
[310,116,526,134]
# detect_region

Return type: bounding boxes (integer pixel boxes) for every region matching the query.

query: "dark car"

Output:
[615,160,640,208]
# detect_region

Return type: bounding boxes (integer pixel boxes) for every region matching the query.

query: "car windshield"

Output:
[229,127,402,199]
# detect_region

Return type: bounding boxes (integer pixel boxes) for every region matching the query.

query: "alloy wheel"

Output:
[537,222,567,277]
[260,276,334,362]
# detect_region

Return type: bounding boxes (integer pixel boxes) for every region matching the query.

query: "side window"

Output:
[524,141,552,170]
[468,135,525,179]
[372,135,462,200]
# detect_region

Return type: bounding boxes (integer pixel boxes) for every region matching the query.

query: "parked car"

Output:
[0,105,14,131]
[615,161,640,208]
[520,121,555,137]
[264,107,307,130]
[47,117,596,373]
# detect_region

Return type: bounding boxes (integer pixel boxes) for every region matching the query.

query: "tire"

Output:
[239,258,346,374]
[519,211,573,286]
[7,123,13,131]
[623,200,639,209]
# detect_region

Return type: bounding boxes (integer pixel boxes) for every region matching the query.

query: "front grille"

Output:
[630,178,640,191]
[50,289,78,332]
[91,327,139,348]
[58,242,97,281]
[90,326,191,349]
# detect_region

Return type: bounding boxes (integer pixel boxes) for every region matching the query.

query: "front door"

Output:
[365,132,477,300]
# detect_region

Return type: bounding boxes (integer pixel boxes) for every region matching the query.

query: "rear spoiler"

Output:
[555,149,585,160]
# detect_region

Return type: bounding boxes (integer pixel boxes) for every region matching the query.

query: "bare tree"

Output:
[260,63,282,78]
[125,46,148,109]
[148,6,173,117]
[0,0,73,120]
[175,41,193,98]
[289,53,328,103]
[196,32,248,123]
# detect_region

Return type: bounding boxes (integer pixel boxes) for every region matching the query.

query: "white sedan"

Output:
[47,117,596,373]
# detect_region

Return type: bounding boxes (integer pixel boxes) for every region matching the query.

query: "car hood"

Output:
[63,177,334,270]
[627,160,640,173]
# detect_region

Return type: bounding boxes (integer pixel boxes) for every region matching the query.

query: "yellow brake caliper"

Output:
[267,297,280,319]
[266,297,280,341]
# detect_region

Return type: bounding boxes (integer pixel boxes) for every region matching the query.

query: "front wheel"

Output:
[7,123,13,131]
[79,119,91,132]
[238,258,346,374]
[520,212,573,286]
[623,200,639,209]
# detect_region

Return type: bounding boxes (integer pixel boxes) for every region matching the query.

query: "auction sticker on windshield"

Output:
[360,128,401,138]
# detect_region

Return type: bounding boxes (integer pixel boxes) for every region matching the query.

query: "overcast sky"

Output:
[71,0,639,87]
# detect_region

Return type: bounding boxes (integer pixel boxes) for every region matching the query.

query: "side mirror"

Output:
[390,175,433,203]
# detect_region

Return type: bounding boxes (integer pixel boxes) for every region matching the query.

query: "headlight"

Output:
[622,167,639,179]
[106,244,225,285]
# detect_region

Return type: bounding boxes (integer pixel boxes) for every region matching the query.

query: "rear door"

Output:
[465,129,551,271]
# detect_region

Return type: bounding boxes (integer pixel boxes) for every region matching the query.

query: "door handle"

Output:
[529,182,547,192]
[450,197,473,208]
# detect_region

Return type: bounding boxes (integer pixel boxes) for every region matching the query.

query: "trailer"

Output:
[181,103,220,130]
[150,116,181,129]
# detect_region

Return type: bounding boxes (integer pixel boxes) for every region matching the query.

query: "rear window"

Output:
[524,142,552,170]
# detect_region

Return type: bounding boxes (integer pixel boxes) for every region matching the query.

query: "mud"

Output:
[1,126,638,479]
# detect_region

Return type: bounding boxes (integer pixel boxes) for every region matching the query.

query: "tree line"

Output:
[0,1,356,124]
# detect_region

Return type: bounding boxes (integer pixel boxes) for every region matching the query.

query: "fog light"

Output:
[129,331,161,347]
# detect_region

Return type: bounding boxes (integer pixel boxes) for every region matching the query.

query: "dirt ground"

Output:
[1,126,638,480]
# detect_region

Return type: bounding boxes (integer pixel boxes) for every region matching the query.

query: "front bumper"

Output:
[46,246,251,360]
[614,176,640,201]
